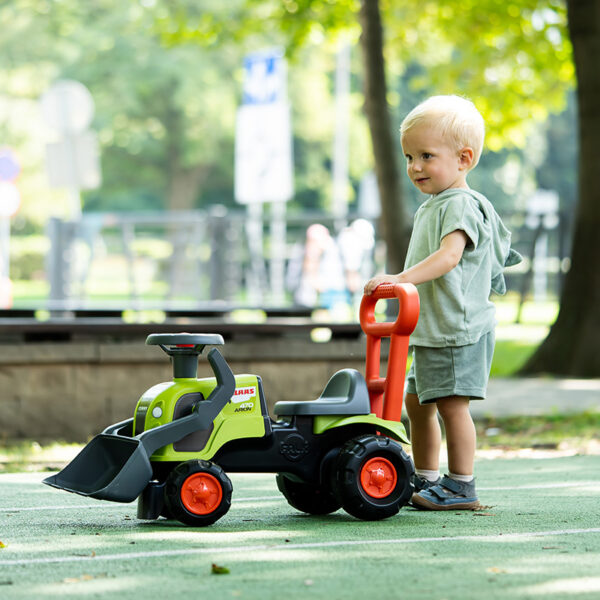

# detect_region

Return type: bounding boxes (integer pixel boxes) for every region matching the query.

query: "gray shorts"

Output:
[406,331,495,404]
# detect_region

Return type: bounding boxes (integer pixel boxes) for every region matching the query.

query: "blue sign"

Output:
[242,49,286,105]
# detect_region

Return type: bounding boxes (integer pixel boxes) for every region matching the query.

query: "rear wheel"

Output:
[164,460,232,526]
[331,434,413,521]
[276,473,341,515]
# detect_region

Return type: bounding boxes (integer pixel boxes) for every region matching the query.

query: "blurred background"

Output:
[2,0,600,462]
[0,0,575,320]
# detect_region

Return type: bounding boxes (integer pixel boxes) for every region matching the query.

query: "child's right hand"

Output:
[363,274,399,295]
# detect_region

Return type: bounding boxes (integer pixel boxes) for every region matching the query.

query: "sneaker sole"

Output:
[410,492,481,511]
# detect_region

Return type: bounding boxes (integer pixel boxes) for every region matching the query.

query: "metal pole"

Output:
[332,42,351,233]
[269,200,286,304]
[245,202,266,304]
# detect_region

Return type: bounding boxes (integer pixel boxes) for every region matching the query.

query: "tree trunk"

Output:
[166,164,208,211]
[358,0,409,275]
[521,0,600,377]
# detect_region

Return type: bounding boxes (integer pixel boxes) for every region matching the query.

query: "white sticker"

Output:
[230,386,257,403]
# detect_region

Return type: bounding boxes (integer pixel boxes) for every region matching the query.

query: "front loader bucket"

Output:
[44,347,236,504]
[43,434,154,502]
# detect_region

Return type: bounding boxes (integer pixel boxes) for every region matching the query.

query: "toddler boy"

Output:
[364,95,521,509]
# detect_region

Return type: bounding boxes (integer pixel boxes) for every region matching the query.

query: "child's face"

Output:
[401,124,471,195]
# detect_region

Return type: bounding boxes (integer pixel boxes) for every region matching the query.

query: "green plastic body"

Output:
[313,414,410,445]
[133,374,266,463]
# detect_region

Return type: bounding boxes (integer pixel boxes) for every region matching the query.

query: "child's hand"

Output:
[363,274,399,295]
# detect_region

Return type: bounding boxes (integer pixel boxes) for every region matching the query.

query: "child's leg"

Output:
[411,395,480,510]
[436,396,476,476]
[405,392,441,471]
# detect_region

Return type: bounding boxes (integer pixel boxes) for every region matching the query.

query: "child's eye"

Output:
[404,154,413,162]
[422,153,433,159]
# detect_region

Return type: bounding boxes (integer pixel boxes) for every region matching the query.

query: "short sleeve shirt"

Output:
[405,188,513,347]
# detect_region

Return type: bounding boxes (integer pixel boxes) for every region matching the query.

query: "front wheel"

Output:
[331,434,414,521]
[276,473,341,515]
[164,460,232,526]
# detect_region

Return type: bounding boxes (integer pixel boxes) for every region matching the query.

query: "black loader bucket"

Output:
[43,348,235,503]
[43,429,154,502]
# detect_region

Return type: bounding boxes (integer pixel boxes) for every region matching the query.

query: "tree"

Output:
[358,0,408,274]
[521,0,600,376]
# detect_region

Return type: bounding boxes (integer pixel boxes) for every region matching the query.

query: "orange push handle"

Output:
[360,283,420,336]
[359,283,419,422]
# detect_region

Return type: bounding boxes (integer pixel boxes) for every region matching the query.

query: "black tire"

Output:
[276,473,341,515]
[164,460,232,526]
[331,434,414,521]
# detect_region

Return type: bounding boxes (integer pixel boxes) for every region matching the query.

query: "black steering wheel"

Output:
[146,333,225,378]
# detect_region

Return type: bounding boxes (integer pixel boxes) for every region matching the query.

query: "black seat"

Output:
[274,369,371,417]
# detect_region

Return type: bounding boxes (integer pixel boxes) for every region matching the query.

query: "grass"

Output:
[490,338,539,376]
[0,441,83,474]
[476,410,600,452]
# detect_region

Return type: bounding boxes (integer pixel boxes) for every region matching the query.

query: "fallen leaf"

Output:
[0,541,6,549]
[211,563,230,575]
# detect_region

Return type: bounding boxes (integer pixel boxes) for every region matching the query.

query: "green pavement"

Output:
[1,454,599,599]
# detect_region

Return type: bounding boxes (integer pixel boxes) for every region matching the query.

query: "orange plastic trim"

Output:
[360,457,398,498]
[180,472,223,515]
[359,283,419,421]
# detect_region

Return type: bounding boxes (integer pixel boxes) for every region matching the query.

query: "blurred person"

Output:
[364,95,521,510]
[287,223,347,309]
[337,218,375,307]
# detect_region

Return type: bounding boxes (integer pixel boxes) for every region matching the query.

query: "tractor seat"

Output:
[274,369,371,417]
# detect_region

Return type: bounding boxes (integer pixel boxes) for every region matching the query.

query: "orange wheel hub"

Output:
[360,457,397,498]
[180,472,223,515]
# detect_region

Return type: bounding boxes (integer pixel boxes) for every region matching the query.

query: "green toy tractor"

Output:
[44,283,420,526]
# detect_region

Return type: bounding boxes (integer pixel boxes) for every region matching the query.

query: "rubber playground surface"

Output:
[1,454,599,600]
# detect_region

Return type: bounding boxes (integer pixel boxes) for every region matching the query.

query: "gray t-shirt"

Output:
[405,188,520,347]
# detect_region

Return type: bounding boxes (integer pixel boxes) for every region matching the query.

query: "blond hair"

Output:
[400,95,485,169]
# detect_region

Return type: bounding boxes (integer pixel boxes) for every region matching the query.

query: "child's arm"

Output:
[364,230,468,294]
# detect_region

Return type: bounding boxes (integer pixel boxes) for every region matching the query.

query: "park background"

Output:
[1,5,599,599]
[0,0,599,454]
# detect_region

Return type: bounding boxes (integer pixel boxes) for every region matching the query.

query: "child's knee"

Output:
[406,393,436,421]
[436,396,470,420]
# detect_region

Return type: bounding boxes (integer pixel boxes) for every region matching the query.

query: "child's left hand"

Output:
[363,274,399,295]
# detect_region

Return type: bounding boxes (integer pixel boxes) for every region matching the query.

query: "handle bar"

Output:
[359,283,420,336]
[359,283,419,422]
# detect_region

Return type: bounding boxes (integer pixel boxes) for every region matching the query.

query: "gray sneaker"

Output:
[411,474,441,493]
[411,475,480,510]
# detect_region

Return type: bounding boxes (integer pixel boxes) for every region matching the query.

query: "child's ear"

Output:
[458,147,474,170]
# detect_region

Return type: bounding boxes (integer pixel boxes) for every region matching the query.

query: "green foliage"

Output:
[383,0,573,150]
[161,0,574,150]
[0,0,576,228]
[8,236,49,280]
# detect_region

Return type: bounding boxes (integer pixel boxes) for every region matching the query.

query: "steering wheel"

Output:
[146,333,224,351]
[146,333,225,379]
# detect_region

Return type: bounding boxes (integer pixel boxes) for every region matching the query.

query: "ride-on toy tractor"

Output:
[44,284,420,526]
